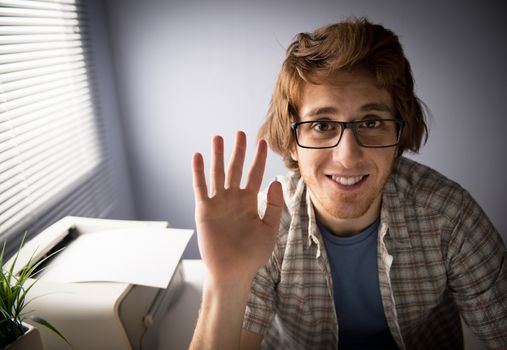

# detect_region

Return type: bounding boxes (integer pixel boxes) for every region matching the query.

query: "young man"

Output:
[190,18,507,349]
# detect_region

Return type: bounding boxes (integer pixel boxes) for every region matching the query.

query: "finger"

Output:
[262,180,283,230]
[210,135,225,194]
[192,153,208,202]
[245,139,268,193]
[225,131,247,188]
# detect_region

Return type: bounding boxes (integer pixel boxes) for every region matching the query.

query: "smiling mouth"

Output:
[330,175,366,186]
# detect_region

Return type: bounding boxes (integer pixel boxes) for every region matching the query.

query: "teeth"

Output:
[331,175,364,186]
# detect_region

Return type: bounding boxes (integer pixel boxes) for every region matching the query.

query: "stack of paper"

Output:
[38,228,193,289]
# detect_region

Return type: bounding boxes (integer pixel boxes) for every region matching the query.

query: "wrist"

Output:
[191,275,252,350]
[203,273,254,300]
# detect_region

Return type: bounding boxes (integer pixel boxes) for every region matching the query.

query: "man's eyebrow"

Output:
[302,103,393,120]
[360,103,393,113]
[303,107,338,118]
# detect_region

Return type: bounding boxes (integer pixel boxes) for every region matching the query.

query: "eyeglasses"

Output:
[291,119,404,149]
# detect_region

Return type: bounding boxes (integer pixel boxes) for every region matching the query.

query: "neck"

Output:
[314,195,382,237]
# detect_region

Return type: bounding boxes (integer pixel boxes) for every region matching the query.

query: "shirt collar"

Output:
[380,157,412,249]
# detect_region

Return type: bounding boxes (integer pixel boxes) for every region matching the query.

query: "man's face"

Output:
[291,70,398,229]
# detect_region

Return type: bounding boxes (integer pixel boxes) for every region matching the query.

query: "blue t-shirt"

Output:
[318,219,398,350]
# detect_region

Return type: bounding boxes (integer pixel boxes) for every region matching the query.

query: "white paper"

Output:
[39,228,193,288]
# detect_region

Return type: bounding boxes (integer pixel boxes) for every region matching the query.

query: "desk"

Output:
[158,260,206,350]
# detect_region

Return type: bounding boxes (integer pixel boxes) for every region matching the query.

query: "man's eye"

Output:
[361,120,382,128]
[311,121,335,132]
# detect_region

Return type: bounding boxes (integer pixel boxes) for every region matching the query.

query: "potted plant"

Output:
[0,236,71,349]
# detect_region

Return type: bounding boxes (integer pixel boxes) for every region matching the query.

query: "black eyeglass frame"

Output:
[291,118,405,149]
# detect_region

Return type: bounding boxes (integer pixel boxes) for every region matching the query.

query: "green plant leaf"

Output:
[1,233,70,348]
[27,315,73,349]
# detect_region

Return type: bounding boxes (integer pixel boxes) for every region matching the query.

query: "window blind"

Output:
[0,0,115,256]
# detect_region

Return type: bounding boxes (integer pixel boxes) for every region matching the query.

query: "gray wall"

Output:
[86,1,136,220]
[104,0,507,258]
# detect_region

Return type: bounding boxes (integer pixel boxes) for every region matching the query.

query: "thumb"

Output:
[262,181,283,230]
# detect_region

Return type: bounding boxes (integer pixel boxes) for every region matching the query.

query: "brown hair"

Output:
[258,17,428,169]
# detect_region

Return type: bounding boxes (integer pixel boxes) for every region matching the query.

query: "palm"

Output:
[192,132,283,285]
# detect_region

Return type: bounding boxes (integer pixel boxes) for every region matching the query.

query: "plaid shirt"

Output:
[243,156,507,349]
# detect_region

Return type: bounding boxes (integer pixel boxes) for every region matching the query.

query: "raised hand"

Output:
[192,131,283,287]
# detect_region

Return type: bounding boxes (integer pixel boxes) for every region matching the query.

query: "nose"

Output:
[332,128,363,168]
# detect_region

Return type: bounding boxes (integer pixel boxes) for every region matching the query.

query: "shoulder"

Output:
[388,157,469,225]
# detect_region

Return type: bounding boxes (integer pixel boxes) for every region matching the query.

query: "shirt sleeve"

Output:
[242,252,280,336]
[446,189,507,348]
[242,187,283,336]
